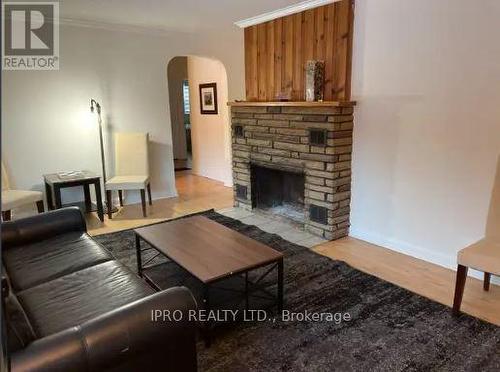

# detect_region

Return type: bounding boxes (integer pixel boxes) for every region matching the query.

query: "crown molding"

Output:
[234,0,339,28]
[58,17,195,37]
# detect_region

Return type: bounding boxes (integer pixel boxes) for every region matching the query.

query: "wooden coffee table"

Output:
[134,215,284,343]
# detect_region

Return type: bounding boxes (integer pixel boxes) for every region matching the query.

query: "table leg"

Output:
[147,183,152,206]
[118,190,123,207]
[94,181,104,222]
[45,182,54,210]
[53,185,62,209]
[203,284,211,347]
[106,190,113,219]
[36,200,45,213]
[135,234,143,277]
[140,189,147,217]
[277,258,284,313]
[83,184,92,212]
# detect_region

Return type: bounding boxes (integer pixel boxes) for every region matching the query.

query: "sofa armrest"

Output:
[1,207,86,249]
[10,287,198,372]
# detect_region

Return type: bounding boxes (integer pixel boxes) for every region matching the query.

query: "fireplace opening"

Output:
[251,165,305,223]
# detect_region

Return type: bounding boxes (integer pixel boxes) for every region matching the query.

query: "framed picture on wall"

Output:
[199,83,218,115]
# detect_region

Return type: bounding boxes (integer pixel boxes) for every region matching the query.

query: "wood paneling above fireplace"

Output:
[244,0,354,102]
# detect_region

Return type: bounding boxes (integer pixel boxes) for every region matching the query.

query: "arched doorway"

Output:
[167,55,232,187]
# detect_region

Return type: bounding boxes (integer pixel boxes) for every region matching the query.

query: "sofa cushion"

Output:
[5,289,37,352]
[17,260,154,338]
[3,232,113,291]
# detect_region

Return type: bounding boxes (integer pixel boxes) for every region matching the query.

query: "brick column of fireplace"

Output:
[230,103,354,240]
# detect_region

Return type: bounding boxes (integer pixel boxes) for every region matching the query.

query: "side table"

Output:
[44,171,104,222]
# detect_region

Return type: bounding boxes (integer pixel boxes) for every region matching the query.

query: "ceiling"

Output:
[60,0,305,33]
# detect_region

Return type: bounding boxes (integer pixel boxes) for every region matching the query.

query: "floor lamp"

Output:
[90,99,117,213]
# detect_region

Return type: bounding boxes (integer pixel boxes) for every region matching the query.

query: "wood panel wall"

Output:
[244,0,354,102]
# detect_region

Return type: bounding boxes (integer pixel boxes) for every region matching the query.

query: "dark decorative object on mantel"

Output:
[305,60,325,102]
[199,83,218,114]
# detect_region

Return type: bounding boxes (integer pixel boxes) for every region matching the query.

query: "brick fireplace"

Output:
[229,102,355,240]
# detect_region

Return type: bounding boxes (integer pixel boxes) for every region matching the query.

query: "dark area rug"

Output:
[94,210,500,372]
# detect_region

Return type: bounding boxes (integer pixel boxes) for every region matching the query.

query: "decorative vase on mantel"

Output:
[305,60,325,102]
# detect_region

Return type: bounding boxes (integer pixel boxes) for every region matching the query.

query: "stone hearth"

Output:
[230,103,354,240]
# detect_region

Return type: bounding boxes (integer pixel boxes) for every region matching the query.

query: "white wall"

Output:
[187,56,232,186]
[1,22,244,208]
[350,0,500,279]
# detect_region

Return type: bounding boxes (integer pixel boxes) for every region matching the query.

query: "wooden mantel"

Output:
[227,101,356,107]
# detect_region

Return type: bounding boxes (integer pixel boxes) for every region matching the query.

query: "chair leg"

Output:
[106,190,113,219]
[2,210,11,221]
[484,272,491,291]
[36,200,45,213]
[147,183,152,206]
[140,189,147,217]
[118,190,124,207]
[452,264,468,316]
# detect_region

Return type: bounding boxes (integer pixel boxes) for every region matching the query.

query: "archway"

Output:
[167,55,232,188]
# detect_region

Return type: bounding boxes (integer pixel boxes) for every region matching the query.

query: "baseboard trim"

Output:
[116,190,177,206]
[349,228,500,285]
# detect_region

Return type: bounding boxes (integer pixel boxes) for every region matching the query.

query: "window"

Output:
[182,80,190,114]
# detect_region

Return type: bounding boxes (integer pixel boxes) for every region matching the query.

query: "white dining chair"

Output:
[453,157,499,315]
[105,132,152,218]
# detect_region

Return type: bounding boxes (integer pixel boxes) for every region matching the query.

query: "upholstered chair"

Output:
[453,157,500,315]
[105,133,152,218]
[1,162,44,221]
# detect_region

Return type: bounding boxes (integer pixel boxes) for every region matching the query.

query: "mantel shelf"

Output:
[227,101,356,107]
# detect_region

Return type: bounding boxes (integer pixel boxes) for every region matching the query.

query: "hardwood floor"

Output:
[87,170,233,235]
[314,237,500,326]
[87,171,498,325]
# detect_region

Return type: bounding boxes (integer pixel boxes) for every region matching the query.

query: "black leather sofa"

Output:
[1,207,198,372]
